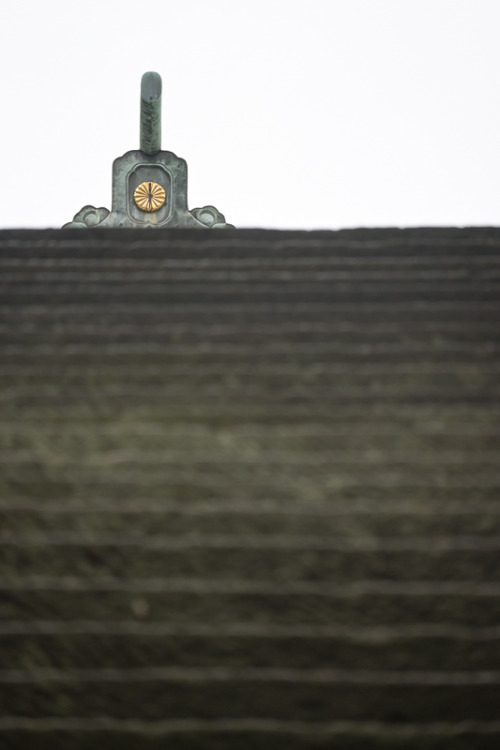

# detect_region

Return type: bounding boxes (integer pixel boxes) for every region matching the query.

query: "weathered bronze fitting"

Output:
[63,72,233,229]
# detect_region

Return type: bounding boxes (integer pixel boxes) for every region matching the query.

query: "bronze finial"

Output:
[63,72,232,229]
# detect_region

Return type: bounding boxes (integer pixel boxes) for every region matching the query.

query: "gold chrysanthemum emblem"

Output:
[133,181,166,212]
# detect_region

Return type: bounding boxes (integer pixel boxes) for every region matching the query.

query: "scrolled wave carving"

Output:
[192,206,234,229]
[63,205,110,229]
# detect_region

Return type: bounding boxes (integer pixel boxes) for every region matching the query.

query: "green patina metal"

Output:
[63,72,233,229]
[140,72,162,155]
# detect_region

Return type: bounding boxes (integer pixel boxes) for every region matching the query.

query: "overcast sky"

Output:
[2,0,500,229]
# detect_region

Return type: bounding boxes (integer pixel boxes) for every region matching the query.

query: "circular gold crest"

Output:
[133,181,166,212]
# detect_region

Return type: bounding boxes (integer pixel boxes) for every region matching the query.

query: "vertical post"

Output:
[140,72,162,154]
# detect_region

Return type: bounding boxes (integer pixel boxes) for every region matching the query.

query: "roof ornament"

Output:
[63,72,233,229]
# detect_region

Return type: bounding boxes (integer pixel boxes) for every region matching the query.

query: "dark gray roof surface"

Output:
[0,227,499,749]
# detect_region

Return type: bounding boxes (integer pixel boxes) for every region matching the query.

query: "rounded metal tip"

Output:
[141,72,162,102]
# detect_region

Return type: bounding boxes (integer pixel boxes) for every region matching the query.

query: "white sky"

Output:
[2,0,500,229]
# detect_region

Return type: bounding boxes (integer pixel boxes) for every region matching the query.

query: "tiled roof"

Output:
[0,227,499,749]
